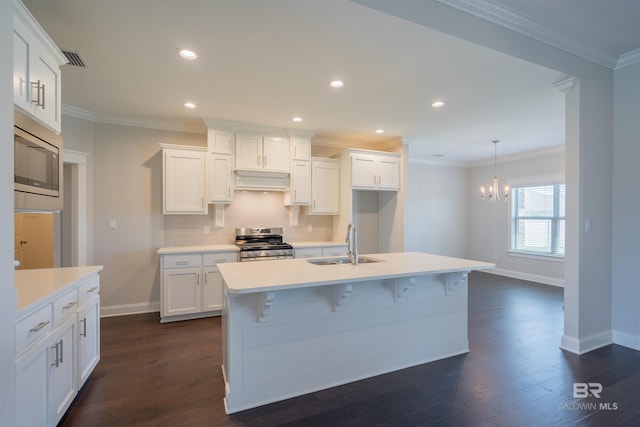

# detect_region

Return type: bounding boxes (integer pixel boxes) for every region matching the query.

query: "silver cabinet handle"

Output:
[29,320,50,333]
[63,301,78,310]
[175,260,189,265]
[50,340,62,367]
[87,286,99,294]
[59,339,64,363]
[30,80,45,108]
[80,318,87,337]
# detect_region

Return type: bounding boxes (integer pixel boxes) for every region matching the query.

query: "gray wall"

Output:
[612,61,640,349]
[1,0,17,423]
[468,149,566,286]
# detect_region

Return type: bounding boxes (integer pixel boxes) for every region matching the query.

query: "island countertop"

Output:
[218,251,494,294]
[15,265,104,312]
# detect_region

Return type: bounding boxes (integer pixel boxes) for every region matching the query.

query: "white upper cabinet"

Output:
[351,152,400,191]
[162,145,208,215]
[13,1,66,134]
[208,154,233,203]
[207,128,233,155]
[235,134,290,173]
[286,161,311,205]
[291,138,311,161]
[309,158,340,214]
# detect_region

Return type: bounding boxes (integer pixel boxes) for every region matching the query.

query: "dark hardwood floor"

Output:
[59,272,640,426]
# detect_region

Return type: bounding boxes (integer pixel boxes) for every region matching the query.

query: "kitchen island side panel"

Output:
[222,273,469,414]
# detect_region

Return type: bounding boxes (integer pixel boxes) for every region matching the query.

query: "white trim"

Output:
[612,330,640,351]
[434,0,618,69]
[62,104,205,134]
[616,48,640,70]
[100,302,160,318]
[508,172,564,187]
[468,145,565,168]
[63,149,89,266]
[482,267,563,287]
[561,330,613,355]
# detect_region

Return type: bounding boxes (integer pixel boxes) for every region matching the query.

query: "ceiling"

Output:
[22,0,640,164]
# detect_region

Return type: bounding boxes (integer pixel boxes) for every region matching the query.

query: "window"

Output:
[510,183,565,257]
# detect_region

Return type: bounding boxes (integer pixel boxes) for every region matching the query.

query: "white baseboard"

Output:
[482,268,564,287]
[560,330,613,354]
[612,330,640,351]
[100,302,160,318]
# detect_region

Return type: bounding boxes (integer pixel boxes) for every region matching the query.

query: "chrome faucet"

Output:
[346,223,359,265]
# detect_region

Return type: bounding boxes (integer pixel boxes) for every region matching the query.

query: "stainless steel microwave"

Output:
[14,109,63,211]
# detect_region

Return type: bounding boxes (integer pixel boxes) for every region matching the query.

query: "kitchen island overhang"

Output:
[218,252,494,414]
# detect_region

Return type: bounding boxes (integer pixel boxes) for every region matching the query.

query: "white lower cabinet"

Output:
[160,251,237,322]
[15,272,100,427]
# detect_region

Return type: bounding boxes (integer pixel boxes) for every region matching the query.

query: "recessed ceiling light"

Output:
[183,102,197,109]
[292,116,303,123]
[431,100,445,109]
[330,80,344,88]
[375,129,384,134]
[178,49,198,60]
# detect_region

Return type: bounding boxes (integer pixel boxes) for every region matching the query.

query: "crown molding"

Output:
[13,0,67,66]
[434,0,618,69]
[468,144,565,168]
[62,104,206,134]
[552,76,576,94]
[616,48,640,70]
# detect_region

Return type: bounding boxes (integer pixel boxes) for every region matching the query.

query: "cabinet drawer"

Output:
[162,254,202,269]
[78,275,100,306]
[322,246,348,257]
[15,303,52,355]
[53,288,79,326]
[294,248,322,259]
[203,252,237,266]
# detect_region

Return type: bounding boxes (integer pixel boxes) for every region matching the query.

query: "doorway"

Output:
[63,149,89,267]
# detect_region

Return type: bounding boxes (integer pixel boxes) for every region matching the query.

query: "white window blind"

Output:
[511,184,565,257]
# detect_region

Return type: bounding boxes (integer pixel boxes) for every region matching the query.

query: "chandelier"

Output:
[480,140,509,202]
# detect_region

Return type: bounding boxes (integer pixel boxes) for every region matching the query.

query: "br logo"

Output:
[573,382,603,398]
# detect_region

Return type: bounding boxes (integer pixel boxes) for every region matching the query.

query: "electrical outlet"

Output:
[108,219,117,230]
[204,225,210,235]
[307,224,313,232]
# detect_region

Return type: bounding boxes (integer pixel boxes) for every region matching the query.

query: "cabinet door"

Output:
[30,51,61,133]
[262,136,290,172]
[49,316,77,426]
[77,297,100,388]
[203,267,223,311]
[13,20,31,111]
[235,134,262,170]
[16,339,49,427]
[162,268,201,316]
[351,155,377,189]
[291,138,311,161]
[163,149,207,214]
[311,161,340,214]
[290,161,311,205]
[294,247,322,259]
[208,128,232,154]
[208,154,233,203]
[377,157,400,190]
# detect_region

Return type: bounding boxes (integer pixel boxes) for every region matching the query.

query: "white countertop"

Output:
[289,241,347,248]
[15,265,104,312]
[218,252,494,294]
[157,244,240,255]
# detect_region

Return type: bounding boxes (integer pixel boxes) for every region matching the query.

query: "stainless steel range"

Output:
[235,227,294,262]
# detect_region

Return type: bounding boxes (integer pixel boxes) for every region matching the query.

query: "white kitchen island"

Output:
[218,252,493,414]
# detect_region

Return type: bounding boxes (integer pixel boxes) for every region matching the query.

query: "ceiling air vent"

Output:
[61,50,88,68]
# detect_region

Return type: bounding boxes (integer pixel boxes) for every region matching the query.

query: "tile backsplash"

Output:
[163,191,335,247]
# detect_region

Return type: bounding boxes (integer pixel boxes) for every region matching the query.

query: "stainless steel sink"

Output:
[306,256,382,265]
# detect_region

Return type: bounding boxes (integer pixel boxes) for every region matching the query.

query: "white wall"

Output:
[612,62,640,350]
[404,161,468,257]
[1,0,17,423]
[468,149,566,286]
